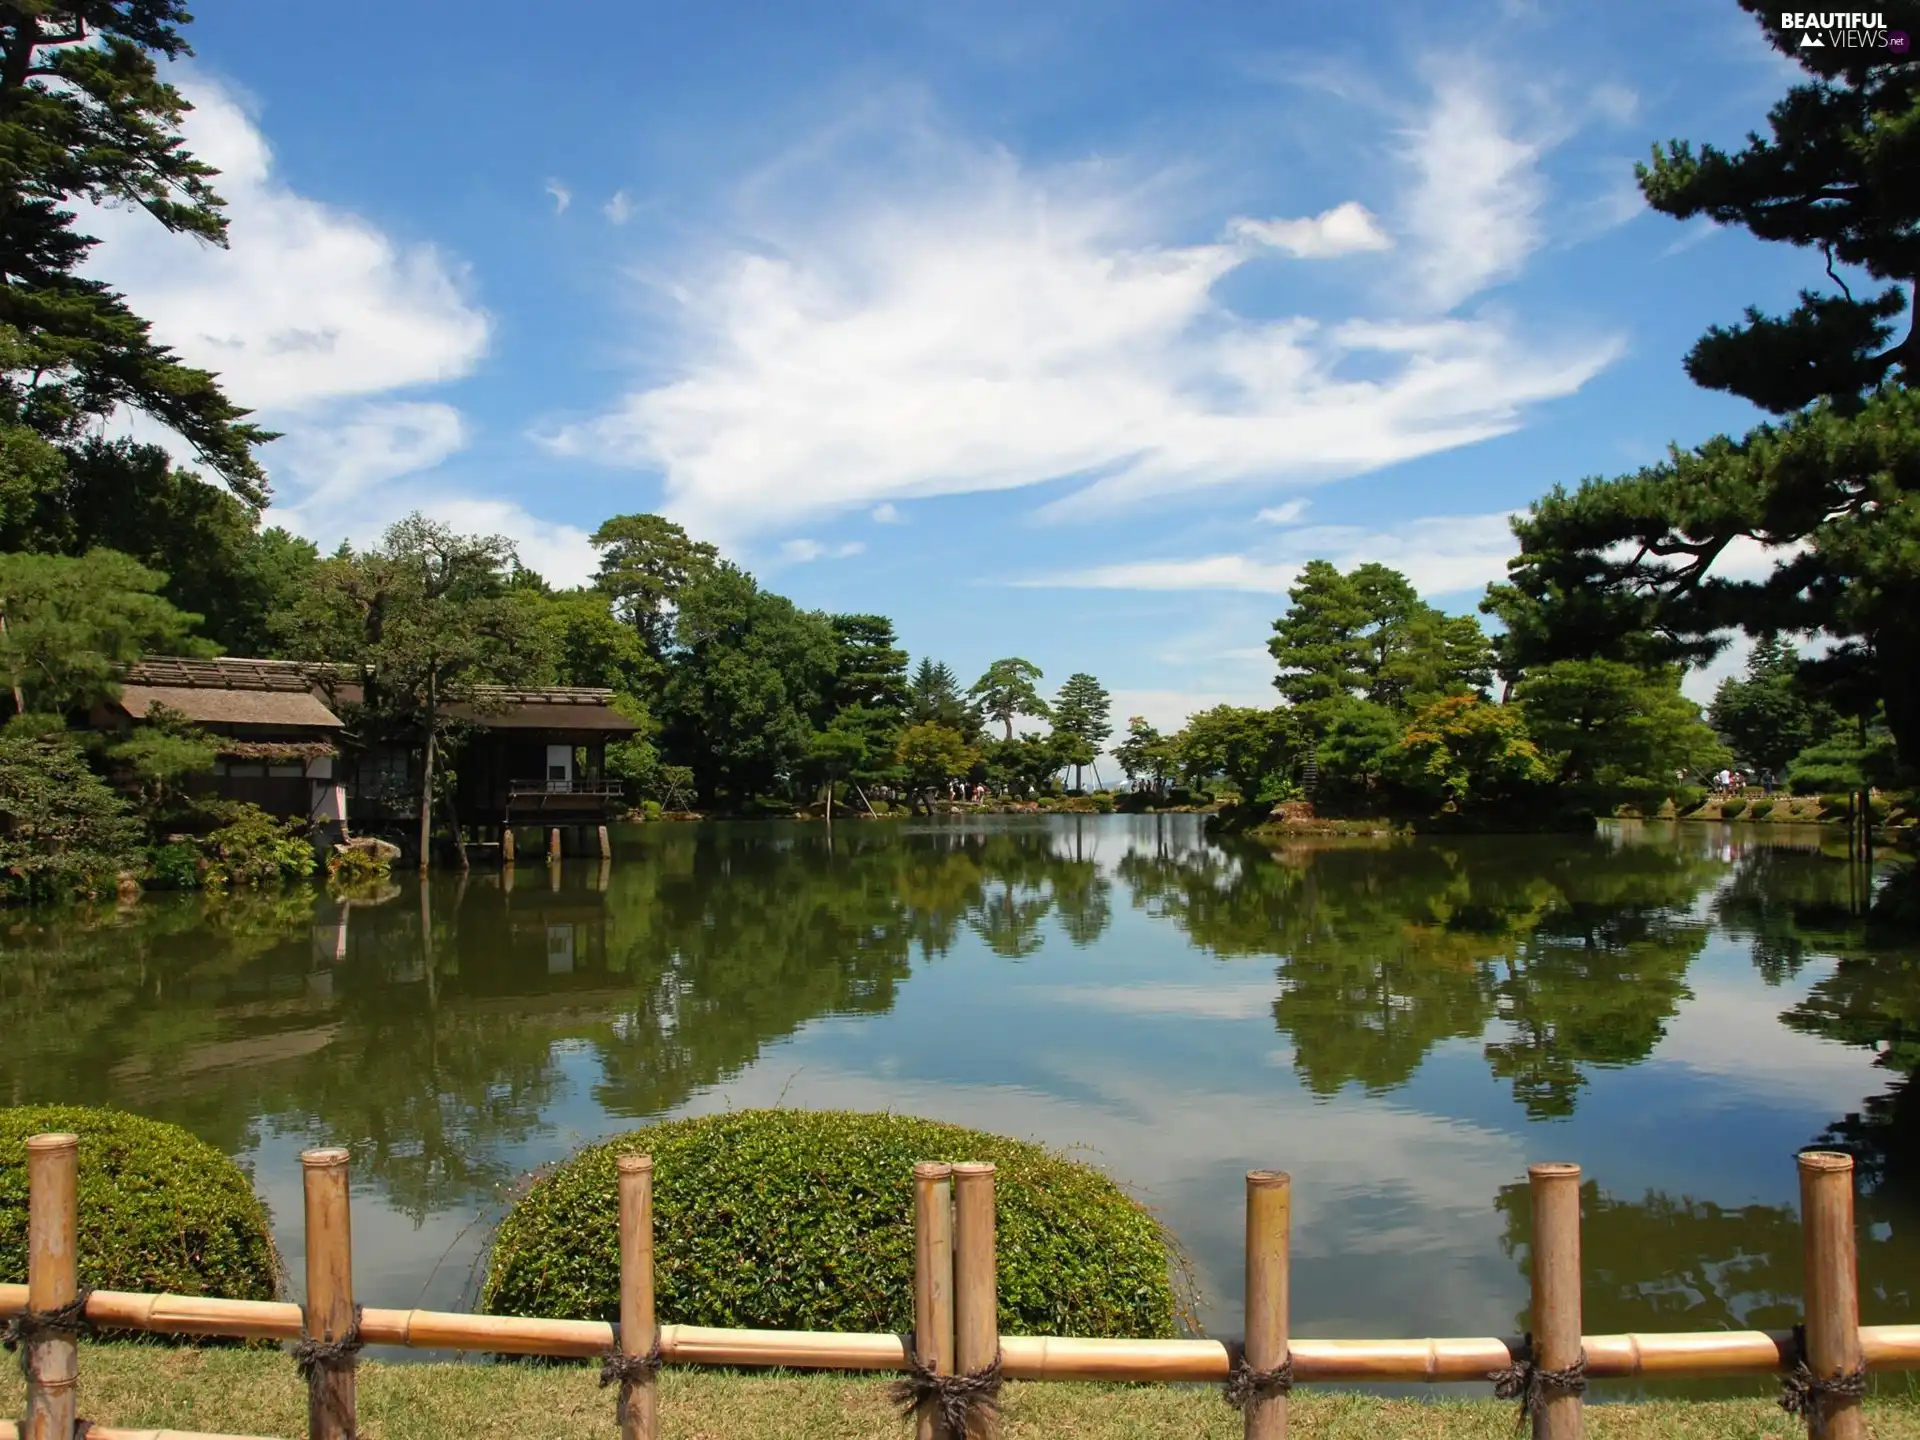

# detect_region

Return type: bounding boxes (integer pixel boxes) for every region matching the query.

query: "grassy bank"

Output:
[8,1344,1920,1439]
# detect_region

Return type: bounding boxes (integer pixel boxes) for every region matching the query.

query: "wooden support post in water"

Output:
[23,1132,78,1440]
[1528,1162,1584,1440]
[548,827,562,862]
[952,1162,999,1440]
[1243,1171,1291,1440]
[300,1147,358,1440]
[618,1154,659,1440]
[598,824,612,860]
[501,827,516,864]
[912,1162,956,1440]
[1799,1150,1866,1440]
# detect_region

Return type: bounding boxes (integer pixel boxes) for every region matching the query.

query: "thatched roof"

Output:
[444,687,640,734]
[112,658,344,732]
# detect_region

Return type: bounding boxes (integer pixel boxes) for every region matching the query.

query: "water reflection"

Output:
[0,816,1911,1348]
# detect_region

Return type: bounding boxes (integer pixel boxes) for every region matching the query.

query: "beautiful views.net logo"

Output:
[1779,11,1912,52]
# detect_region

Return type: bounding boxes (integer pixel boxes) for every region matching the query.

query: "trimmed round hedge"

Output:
[0,1106,279,1301]
[482,1110,1177,1338]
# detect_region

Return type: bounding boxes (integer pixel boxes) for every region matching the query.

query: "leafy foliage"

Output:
[1173,705,1301,801]
[0,1105,278,1302]
[481,1109,1176,1337]
[1051,672,1112,789]
[200,802,315,887]
[969,658,1050,741]
[1709,636,1836,774]
[1394,695,1552,817]
[0,730,140,902]
[1514,660,1727,814]
[0,548,207,717]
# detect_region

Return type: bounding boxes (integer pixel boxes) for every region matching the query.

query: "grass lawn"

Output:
[3,1344,1916,1439]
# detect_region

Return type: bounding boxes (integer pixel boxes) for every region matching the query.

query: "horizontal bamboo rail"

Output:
[5,1283,1918,1382]
[0,1426,275,1440]
[6,1141,1910,1439]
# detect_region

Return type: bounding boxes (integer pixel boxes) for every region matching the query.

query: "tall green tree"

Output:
[0,547,205,718]
[1172,705,1300,801]
[278,515,547,870]
[589,514,718,661]
[1488,3,1920,769]
[0,3,272,501]
[1514,660,1728,814]
[1271,561,1492,724]
[0,730,140,902]
[906,658,975,735]
[1051,672,1112,789]
[894,721,977,811]
[968,657,1050,741]
[1709,636,1835,774]
[1112,715,1174,793]
[826,614,910,719]
[660,562,837,805]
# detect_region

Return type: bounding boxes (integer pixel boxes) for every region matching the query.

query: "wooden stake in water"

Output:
[23,1133,78,1440]
[912,1162,956,1440]
[1528,1162,1584,1440]
[618,1154,659,1440]
[1244,1171,1291,1440]
[1799,1150,1866,1440]
[300,1147,358,1440]
[952,1162,1000,1440]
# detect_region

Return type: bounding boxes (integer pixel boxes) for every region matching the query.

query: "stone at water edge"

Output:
[336,836,401,862]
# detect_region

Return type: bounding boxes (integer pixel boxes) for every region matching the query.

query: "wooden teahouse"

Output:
[446,686,638,846]
[94,658,350,840]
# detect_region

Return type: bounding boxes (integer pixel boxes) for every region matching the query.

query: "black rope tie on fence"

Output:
[293,1301,365,1383]
[4,1285,95,1380]
[1779,1323,1869,1429]
[888,1334,1005,1435]
[600,1333,666,1422]
[1488,1333,1587,1426]
[1221,1338,1294,1411]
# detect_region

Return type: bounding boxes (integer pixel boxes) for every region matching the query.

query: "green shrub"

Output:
[0,1106,279,1303]
[325,844,391,889]
[1747,799,1775,820]
[640,799,663,822]
[201,803,314,887]
[1090,791,1116,814]
[1820,793,1854,815]
[1720,797,1747,819]
[0,732,142,904]
[482,1110,1177,1339]
[147,841,207,890]
[1870,796,1893,823]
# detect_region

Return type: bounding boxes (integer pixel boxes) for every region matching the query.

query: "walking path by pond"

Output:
[1,815,1913,1353]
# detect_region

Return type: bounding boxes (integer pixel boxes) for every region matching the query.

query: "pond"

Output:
[2,814,1915,1363]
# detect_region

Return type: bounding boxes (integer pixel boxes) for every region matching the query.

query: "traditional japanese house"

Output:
[94,658,349,839]
[444,686,638,835]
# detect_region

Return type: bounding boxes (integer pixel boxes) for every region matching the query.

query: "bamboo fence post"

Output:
[912,1162,956,1440]
[300,1147,358,1440]
[1799,1150,1866,1440]
[501,826,516,864]
[1243,1171,1291,1440]
[22,1132,78,1440]
[1528,1162,1584,1440]
[952,1162,999,1440]
[548,827,562,862]
[598,824,612,860]
[617,1155,659,1440]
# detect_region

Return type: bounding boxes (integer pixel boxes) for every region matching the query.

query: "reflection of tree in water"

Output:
[0,824,1118,1223]
[1712,840,1890,986]
[1118,835,1721,1113]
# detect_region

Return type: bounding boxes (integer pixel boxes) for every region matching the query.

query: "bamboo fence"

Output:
[1,1138,1915,1440]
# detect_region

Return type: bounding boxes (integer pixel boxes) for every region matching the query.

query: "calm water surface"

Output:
[3,815,1916,1361]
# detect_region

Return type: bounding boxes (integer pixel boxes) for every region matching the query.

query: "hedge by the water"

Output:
[482,1110,1178,1338]
[0,1107,279,1301]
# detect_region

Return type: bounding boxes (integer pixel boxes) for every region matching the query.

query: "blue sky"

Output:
[98,0,1825,734]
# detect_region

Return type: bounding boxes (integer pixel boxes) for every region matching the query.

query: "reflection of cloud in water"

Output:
[1030,982,1279,1020]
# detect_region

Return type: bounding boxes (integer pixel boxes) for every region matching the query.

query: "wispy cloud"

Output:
[604,190,633,224]
[780,538,867,563]
[1018,511,1521,599]
[1397,71,1550,310]
[1256,498,1309,525]
[1229,201,1391,259]
[870,502,905,524]
[546,178,572,214]
[541,75,1618,542]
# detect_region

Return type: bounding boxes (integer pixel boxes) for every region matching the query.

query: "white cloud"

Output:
[605,190,633,225]
[870,502,905,524]
[545,178,572,215]
[1397,72,1550,310]
[779,538,866,563]
[542,80,1619,541]
[1229,201,1391,258]
[86,79,489,414]
[268,401,467,506]
[1021,510,1522,599]
[1108,686,1281,740]
[1256,498,1309,525]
